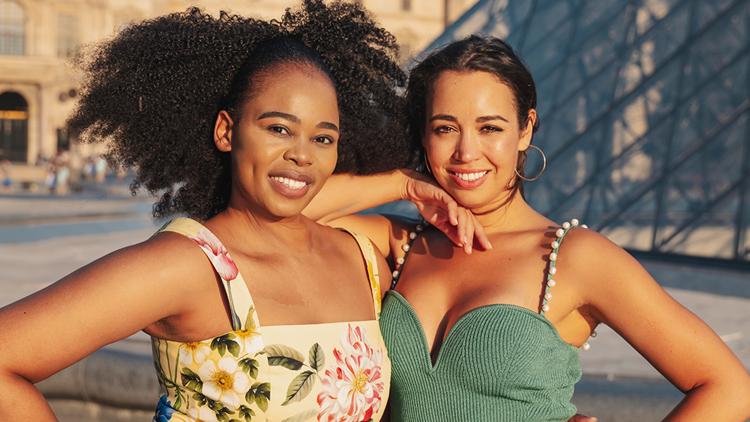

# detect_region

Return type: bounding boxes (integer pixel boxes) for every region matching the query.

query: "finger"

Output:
[447,200,459,226]
[456,209,467,247]
[464,213,474,254]
[472,214,493,250]
[438,222,463,247]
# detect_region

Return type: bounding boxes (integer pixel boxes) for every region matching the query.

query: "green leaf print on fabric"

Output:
[181,367,203,392]
[281,409,319,422]
[282,370,316,405]
[309,343,325,370]
[238,405,256,422]
[211,333,241,357]
[263,344,305,370]
[206,397,234,422]
[238,357,259,378]
[245,382,271,412]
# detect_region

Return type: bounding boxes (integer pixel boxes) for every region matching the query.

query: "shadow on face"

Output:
[214,63,340,219]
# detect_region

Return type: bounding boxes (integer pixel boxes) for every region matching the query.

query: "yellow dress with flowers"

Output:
[151,218,390,422]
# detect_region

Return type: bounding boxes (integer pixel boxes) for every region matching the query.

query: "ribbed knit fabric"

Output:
[380,291,581,422]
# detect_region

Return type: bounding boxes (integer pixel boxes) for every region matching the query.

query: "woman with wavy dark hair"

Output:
[305,35,750,421]
[0,2,469,421]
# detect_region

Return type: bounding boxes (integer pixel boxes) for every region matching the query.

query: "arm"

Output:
[0,234,208,420]
[569,231,750,421]
[303,169,409,224]
[305,170,491,254]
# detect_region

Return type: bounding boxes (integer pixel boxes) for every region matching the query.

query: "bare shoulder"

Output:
[557,224,651,291]
[135,231,218,290]
[314,222,394,296]
[0,229,219,382]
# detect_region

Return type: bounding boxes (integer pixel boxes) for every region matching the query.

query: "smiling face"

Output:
[424,70,536,212]
[214,63,340,219]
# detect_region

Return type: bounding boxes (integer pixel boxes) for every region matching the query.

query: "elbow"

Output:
[690,372,750,417]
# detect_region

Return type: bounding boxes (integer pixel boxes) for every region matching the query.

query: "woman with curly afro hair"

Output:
[0,2,471,421]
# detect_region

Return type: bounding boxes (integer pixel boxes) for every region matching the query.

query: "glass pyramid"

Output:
[421,0,749,262]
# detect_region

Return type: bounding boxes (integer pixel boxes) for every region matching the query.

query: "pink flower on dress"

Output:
[317,324,385,422]
[190,228,239,281]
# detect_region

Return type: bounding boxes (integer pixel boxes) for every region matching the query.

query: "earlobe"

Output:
[517,109,537,152]
[214,110,234,152]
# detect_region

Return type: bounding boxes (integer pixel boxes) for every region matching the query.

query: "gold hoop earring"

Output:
[515,144,547,182]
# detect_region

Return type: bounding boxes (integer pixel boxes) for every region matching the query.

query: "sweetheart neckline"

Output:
[384,290,578,373]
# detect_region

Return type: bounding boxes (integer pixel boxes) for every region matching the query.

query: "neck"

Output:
[211,201,314,253]
[469,190,539,234]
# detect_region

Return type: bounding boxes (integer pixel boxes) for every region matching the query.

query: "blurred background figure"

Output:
[0,157,11,192]
[94,155,107,183]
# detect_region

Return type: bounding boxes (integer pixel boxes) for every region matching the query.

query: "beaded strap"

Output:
[542,218,595,351]
[390,222,425,289]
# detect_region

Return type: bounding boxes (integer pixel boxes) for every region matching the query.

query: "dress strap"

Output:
[540,218,588,316]
[390,222,426,289]
[158,218,259,331]
[340,229,383,317]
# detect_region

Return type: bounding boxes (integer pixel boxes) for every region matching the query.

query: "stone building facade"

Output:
[0,0,473,170]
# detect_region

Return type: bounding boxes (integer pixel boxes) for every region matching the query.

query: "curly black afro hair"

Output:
[68,0,413,219]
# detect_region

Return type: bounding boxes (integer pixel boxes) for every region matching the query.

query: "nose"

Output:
[453,130,480,162]
[283,139,313,167]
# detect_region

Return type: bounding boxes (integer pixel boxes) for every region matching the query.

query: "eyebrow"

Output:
[257,111,299,123]
[476,115,509,123]
[316,121,339,132]
[429,114,509,123]
[257,111,339,132]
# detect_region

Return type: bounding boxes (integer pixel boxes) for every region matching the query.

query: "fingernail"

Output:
[463,236,468,244]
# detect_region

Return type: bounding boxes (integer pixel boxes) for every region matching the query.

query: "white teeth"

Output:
[270,176,307,190]
[452,171,488,182]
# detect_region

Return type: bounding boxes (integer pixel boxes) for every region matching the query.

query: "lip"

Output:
[268,169,314,199]
[446,168,490,189]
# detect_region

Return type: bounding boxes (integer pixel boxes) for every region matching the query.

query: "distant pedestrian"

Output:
[0,159,12,192]
[94,156,107,183]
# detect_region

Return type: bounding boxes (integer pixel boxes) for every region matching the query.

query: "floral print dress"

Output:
[151,218,390,422]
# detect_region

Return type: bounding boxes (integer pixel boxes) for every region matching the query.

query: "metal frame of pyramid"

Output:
[419,0,749,264]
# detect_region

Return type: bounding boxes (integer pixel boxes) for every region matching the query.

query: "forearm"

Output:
[304,169,411,223]
[664,380,750,421]
[0,371,57,421]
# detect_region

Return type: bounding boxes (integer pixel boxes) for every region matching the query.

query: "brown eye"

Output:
[434,125,455,134]
[268,125,290,136]
[480,125,502,133]
[314,135,334,145]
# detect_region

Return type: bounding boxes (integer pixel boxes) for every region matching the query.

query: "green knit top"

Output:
[380,221,585,421]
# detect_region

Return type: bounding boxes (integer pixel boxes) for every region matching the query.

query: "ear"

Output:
[214,110,234,152]
[517,109,537,152]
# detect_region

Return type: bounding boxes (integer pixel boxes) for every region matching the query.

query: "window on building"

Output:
[401,0,412,12]
[56,128,70,151]
[0,92,29,162]
[0,0,25,55]
[57,13,79,58]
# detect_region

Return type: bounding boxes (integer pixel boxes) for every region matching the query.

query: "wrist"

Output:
[395,168,419,201]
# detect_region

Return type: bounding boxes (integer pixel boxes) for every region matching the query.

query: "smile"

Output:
[269,176,308,190]
[268,172,312,199]
[447,169,489,188]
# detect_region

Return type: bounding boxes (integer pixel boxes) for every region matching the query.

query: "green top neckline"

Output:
[385,290,579,373]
